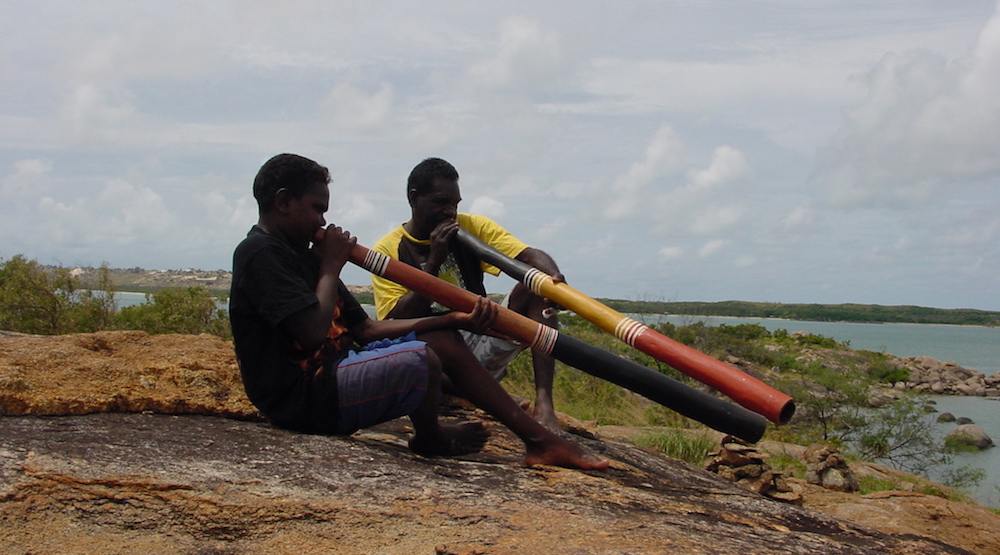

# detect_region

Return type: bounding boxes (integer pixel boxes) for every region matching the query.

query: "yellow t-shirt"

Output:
[371,213,528,319]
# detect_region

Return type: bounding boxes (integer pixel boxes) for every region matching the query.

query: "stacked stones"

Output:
[705,435,803,504]
[803,444,860,492]
[890,355,1000,396]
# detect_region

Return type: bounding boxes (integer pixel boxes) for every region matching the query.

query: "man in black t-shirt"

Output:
[229,153,608,469]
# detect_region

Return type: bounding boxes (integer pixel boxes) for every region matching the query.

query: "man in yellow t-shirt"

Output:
[372,158,565,431]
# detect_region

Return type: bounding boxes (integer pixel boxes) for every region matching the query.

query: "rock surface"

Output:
[2,331,1000,555]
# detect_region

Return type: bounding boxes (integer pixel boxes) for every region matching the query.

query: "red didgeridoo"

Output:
[351,241,768,443]
[454,228,794,425]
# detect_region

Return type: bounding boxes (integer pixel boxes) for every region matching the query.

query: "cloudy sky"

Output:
[2,1,999,310]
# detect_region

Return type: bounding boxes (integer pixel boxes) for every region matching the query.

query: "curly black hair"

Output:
[406,157,459,197]
[253,153,330,212]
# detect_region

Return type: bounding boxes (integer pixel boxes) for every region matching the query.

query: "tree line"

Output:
[599,299,1000,326]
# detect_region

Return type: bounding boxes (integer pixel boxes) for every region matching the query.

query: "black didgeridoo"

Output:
[454,228,794,425]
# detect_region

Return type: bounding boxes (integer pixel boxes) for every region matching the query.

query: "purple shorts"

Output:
[333,334,430,435]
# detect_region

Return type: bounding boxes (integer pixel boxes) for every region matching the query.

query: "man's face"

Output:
[286,181,329,246]
[412,177,461,230]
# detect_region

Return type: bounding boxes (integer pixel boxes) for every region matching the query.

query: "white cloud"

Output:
[59,81,139,140]
[644,143,753,238]
[230,196,258,228]
[783,203,813,228]
[95,179,172,237]
[468,196,507,220]
[819,6,1000,205]
[3,159,53,196]
[328,193,377,228]
[467,17,568,91]
[320,81,394,132]
[686,146,750,191]
[604,124,685,219]
[659,246,683,260]
[699,239,729,258]
[691,204,744,235]
[19,178,172,262]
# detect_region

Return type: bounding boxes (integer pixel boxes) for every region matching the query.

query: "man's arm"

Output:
[279,226,355,352]
[352,296,497,344]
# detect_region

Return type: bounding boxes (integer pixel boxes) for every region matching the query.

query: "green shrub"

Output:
[793,333,843,348]
[843,396,955,475]
[114,287,230,338]
[858,475,898,494]
[940,466,986,490]
[767,453,806,478]
[0,255,117,334]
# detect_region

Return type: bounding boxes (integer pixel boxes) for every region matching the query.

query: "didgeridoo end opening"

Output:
[777,399,796,425]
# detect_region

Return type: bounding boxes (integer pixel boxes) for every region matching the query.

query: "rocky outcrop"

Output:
[892,356,1000,396]
[2,412,985,555]
[946,424,995,450]
[0,330,258,419]
[2,331,1000,554]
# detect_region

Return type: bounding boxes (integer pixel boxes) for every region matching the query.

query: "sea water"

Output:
[115,291,151,307]
[923,395,1000,507]
[113,291,228,310]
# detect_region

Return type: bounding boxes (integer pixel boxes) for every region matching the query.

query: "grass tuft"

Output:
[632,428,717,465]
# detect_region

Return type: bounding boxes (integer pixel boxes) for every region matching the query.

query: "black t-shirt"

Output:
[229,226,368,432]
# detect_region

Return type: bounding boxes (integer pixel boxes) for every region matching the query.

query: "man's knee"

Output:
[509,286,557,327]
[508,283,540,315]
[418,329,470,357]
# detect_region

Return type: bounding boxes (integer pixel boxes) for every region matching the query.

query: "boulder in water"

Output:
[946,424,994,450]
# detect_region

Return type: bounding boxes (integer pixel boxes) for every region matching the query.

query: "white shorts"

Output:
[459,292,524,381]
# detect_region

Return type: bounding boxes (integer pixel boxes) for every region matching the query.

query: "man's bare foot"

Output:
[408,420,490,458]
[523,437,609,470]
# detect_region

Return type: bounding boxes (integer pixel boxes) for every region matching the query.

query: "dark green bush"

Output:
[0,255,116,334]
